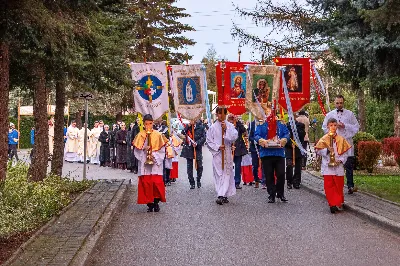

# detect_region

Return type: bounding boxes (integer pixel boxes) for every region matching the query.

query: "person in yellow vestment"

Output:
[133,114,168,212]
[315,118,351,214]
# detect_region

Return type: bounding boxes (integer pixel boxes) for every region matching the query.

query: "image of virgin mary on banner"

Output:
[274,57,311,112]
[245,65,280,120]
[130,62,169,120]
[170,64,206,120]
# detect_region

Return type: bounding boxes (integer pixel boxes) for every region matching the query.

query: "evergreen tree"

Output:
[127,0,195,64]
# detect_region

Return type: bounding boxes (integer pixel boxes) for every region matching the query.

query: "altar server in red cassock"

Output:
[133,114,168,212]
[315,118,351,214]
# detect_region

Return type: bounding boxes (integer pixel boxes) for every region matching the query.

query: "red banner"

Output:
[274,58,310,112]
[216,61,257,115]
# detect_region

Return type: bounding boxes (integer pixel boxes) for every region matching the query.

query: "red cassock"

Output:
[137,175,166,204]
[170,161,179,179]
[241,165,253,183]
[323,175,344,207]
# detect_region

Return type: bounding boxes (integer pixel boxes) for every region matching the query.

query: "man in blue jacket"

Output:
[8,123,19,161]
[255,115,290,203]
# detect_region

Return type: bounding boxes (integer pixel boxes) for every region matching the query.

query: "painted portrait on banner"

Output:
[177,76,202,105]
[230,72,247,99]
[284,65,302,93]
[252,74,274,104]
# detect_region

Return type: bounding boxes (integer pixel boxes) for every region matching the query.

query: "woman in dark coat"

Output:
[126,121,140,173]
[99,125,112,167]
[109,124,118,168]
[116,122,128,169]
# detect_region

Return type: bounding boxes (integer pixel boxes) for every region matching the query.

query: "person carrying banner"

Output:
[315,118,351,213]
[133,114,167,212]
[248,120,262,188]
[180,119,206,189]
[206,107,238,205]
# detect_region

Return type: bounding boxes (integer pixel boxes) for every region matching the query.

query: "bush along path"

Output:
[0,163,94,264]
[3,178,128,266]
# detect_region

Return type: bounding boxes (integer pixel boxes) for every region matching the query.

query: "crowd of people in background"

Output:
[7,95,359,214]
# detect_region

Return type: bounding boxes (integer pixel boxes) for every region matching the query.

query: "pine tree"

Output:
[127,0,195,64]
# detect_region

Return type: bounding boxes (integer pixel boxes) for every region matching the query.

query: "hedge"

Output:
[353,132,376,168]
[358,141,382,173]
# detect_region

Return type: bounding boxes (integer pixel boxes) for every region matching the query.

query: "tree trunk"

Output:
[357,89,366,132]
[395,102,400,137]
[28,62,49,181]
[116,112,122,122]
[51,76,66,176]
[75,111,82,129]
[0,42,9,181]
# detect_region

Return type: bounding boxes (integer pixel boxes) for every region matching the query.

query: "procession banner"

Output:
[170,64,206,120]
[216,61,257,115]
[274,58,310,112]
[245,65,280,120]
[130,61,169,120]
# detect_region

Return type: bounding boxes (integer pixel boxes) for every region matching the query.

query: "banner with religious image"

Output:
[273,57,311,112]
[130,61,169,120]
[216,61,257,115]
[245,65,281,120]
[170,64,206,120]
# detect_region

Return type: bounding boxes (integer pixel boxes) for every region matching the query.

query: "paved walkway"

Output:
[302,171,400,234]
[6,180,126,266]
[86,151,400,266]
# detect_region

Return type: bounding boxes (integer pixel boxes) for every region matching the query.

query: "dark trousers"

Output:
[261,156,285,198]
[344,156,355,188]
[164,168,171,184]
[251,152,260,182]
[186,158,203,185]
[302,141,309,168]
[286,157,302,186]
[8,144,19,161]
[233,155,243,185]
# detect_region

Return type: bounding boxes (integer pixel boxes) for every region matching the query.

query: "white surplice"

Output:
[206,120,238,197]
[322,109,359,156]
[134,147,165,176]
[316,144,349,176]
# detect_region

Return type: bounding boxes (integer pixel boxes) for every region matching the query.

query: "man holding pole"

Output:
[180,119,206,189]
[206,107,238,205]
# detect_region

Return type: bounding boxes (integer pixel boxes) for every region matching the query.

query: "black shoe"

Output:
[235,185,242,189]
[287,183,293,189]
[133,170,138,174]
[330,206,338,213]
[154,199,160,212]
[243,182,247,186]
[197,182,201,188]
[268,197,275,203]
[348,187,354,194]
[190,184,195,189]
[147,203,154,212]
[171,178,176,182]
[216,196,224,205]
[167,182,172,186]
[248,182,254,186]
[293,184,300,189]
[277,195,288,202]
[222,197,229,203]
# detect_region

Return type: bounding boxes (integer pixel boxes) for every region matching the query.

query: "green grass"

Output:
[353,175,400,204]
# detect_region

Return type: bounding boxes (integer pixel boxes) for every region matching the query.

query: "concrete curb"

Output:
[3,183,96,266]
[301,179,400,236]
[69,179,129,266]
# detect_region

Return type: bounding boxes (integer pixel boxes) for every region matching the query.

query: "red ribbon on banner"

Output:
[266,100,277,140]
[310,66,327,116]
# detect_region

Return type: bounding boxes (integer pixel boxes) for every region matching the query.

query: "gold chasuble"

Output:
[133,130,167,152]
[315,133,352,155]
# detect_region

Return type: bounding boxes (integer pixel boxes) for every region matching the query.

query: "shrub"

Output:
[353,132,376,168]
[0,163,94,239]
[382,137,400,166]
[358,141,382,173]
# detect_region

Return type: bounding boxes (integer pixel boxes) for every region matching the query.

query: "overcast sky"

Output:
[177,0,270,63]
